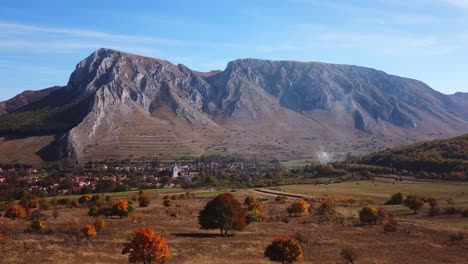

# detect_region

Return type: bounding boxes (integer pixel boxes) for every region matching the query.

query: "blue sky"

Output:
[1,0,467,101]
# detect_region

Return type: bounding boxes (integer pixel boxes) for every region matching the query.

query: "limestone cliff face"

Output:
[1,48,467,164]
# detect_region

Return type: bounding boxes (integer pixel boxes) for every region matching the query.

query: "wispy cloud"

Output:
[0,22,176,44]
[441,0,468,10]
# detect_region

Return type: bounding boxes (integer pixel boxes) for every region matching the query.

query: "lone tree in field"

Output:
[81,224,97,241]
[264,237,303,264]
[287,199,309,217]
[403,195,424,214]
[4,204,26,220]
[198,193,247,235]
[88,206,100,218]
[139,193,151,207]
[122,227,170,264]
[359,206,379,225]
[385,192,404,205]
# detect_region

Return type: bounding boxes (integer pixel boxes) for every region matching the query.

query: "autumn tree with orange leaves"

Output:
[81,224,97,241]
[4,204,27,220]
[122,227,170,264]
[264,237,303,264]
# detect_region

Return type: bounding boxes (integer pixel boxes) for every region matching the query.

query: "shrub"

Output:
[317,199,335,215]
[4,204,26,220]
[385,192,404,205]
[122,227,170,264]
[383,219,398,233]
[275,195,288,204]
[461,208,468,217]
[88,206,100,218]
[31,218,46,232]
[341,247,358,264]
[286,200,308,217]
[53,208,59,219]
[244,196,257,210]
[359,206,379,225]
[443,207,461,215]
[163,198,172,207]
[131,212,144,224]
[246,210,261,224]
[112,200,130,218]
[138,193,151,207]
[429,207,441,216]
[78,194,92,205]
[403,195,424,214]
[81,224,97,241]
[377,208,392,224]
[264,237,303,264]
[93,218,106,232]
[294,230,313,246]
[39,199,51,210]
[449,232,465,242]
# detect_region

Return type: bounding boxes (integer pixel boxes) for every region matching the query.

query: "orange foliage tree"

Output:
[4,204,27,220]
[264,237,303,264]
[287,199,308,217]
[112,200,130,218]
[122,227,170,264]
[81,224,97,241]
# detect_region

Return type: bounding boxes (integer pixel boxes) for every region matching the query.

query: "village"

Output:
[0,159,262,198]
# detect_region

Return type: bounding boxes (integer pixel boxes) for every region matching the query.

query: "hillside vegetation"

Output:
[354,134,467,180]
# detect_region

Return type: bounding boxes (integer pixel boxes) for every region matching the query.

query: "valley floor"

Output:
[1,179,468,263]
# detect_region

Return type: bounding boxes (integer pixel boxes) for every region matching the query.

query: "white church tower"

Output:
[172,163,180,178]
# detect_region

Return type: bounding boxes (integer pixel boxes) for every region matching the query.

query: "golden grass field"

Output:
[1,179,468,264]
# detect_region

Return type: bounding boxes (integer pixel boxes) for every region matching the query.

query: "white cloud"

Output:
[442,0,468,10]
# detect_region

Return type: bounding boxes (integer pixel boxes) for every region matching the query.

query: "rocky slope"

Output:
[0,48,467,165]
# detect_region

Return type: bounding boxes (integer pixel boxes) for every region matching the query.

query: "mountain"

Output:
[0,48,467,165]
[0,86,62,116]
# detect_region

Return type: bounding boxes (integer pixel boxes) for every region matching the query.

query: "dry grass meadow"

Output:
[1,180,468,264]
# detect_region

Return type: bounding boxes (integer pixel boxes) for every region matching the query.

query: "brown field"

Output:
[1,182,468,264]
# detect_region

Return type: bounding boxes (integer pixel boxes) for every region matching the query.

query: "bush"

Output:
[429,207,441,216]
[377,208,392,223]
[449,232,465,242]
[163,198,172,207]
[78,194,92,205]
[88,206,100,218]
[286,200,308,217]
[461,208,468,217]
[359,206,379,225]
[340,247,358,264]
[383,219,398,233]
[443,207,461,215]
[4,204,26,220]
[275,195,288,204]
[403,195,424,214]
[93,218,106,232]
[264,237,303,264]
[81,224,97,241]
[317,199,335,215]
[385,192,404,205]
[31,218,46,232]
[39,199,51,210]
[138,193,151,207]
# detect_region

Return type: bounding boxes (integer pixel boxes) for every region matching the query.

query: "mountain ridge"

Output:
[0,48,467,165]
